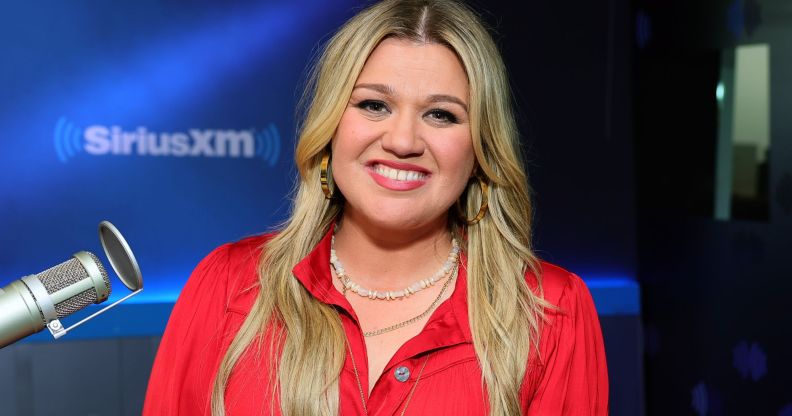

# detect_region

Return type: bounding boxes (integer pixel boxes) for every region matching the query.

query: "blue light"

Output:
[716,82,725,103]
[581,276,641,316]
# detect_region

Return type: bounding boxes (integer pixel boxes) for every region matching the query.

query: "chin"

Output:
[352,204,448,234]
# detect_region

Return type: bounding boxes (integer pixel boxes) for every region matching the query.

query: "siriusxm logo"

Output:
[53,117,280,166]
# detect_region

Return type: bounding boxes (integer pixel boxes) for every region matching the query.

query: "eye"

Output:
[425,109,459,125]
[357,100,389,114]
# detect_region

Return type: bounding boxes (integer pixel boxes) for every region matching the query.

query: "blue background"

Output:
[0,1,646,415]
[0,0,362,302]
[5,0,792,414]
[0,0,638,308]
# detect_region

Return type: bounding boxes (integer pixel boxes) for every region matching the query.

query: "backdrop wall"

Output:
[0,1,642,415]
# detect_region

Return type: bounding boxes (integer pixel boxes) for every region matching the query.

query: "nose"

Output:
[380,112,425,157]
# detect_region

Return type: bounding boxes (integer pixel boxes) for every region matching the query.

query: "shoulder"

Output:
[525,261,604,366]
[143,233,274,414]
[192,233,272,284]
[223,233,273,312]
[525,260,602,334]
[209,233,273,264]
[521,262,610,412]
[179,233,274,314]
[217,233,273,278]
[526,260,591,309]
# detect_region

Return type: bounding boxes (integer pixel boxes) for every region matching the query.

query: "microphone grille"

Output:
[37,252,111,318]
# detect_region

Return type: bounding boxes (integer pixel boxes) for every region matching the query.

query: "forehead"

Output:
[355,37,469,100]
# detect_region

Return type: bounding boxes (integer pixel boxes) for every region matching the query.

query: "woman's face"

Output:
[331,37,475,233]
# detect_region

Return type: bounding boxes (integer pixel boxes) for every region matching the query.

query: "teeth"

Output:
[374,164,426,181]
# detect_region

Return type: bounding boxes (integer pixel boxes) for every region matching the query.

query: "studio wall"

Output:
[0,1,642,414]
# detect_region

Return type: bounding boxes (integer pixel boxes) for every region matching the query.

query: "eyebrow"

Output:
[354,83,395,96]
[353,83,468,113]
[427,94,468,113]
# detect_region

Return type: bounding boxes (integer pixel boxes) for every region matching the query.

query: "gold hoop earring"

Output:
[320,153,334,199]
[458,176,489,225]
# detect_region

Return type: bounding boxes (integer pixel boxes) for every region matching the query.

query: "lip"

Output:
[367,159,431,174]
[366,160,430,191]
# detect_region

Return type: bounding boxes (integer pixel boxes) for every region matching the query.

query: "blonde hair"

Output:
[211,1,550,414]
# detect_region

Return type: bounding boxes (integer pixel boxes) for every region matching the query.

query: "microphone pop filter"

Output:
[99,221,143,291]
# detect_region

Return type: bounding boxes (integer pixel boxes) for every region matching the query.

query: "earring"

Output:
[458,176,489,225]
[320,153,334,199]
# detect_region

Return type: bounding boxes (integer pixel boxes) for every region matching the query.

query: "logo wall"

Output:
[53,117,281,166]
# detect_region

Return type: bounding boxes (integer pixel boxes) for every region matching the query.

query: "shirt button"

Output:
[394,366,410,382]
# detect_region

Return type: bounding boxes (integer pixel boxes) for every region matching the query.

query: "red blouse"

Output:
[143,230,608,415]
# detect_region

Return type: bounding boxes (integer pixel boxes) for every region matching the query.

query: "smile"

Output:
[373,164,427,181]
[367,162,429,191]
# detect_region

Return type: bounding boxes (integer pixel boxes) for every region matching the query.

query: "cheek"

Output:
[332,112,376,161]
[433,137,476,197]
[451,156,476,195]
[436,135,475,176]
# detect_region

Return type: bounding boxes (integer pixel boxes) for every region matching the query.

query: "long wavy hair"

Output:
[211,1,550,414]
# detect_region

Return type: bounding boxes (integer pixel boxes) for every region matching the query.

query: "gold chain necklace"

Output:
[346,340,430,416]
[361,264,457,337]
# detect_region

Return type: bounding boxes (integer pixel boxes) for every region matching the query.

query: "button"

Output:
[394,366,410,382]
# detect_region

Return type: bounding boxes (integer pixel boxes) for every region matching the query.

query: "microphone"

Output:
[0,252,111,347]
[0,221,143,348]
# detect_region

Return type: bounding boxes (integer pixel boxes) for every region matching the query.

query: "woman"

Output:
[144,0,608,415]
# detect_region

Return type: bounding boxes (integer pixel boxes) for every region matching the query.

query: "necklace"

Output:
[346,339,430,416]
[330,235,460,301]
[362,264,457,337]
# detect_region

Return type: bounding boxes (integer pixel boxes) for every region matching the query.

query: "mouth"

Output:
[372,163,428,181]
[366,161,430,190]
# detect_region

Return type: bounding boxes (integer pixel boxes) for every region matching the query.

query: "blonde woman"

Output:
[144,0,608,414]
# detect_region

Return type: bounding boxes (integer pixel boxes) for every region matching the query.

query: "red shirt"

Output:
[144,230,608,415]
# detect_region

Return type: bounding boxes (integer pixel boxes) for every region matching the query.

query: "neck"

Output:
[332,212,454,290]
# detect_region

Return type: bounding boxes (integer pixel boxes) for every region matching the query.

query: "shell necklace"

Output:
[330,234,460,301]
[359,264,457,337]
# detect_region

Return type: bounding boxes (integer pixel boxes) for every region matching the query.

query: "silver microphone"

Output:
[0,252,111,347]
[0,221,143,348]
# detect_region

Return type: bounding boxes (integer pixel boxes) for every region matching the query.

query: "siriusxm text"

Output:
[85,126,255,158]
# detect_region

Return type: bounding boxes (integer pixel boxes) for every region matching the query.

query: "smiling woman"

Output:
[332,38,475,234]
[330,37,477,395]
[143,1,608,415]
